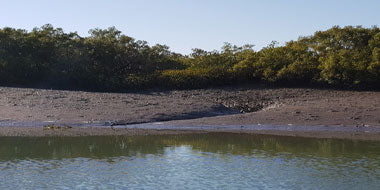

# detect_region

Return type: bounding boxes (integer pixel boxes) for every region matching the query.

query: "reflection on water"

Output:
[0,133,379,189]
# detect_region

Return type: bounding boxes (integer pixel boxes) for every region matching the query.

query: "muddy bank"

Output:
[0,126,206,137]
[0,85,380,139]
[0,123,380,141]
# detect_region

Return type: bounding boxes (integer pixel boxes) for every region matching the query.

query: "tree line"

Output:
[0,24,379,91]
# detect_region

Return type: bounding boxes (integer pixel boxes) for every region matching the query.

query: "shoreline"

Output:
[0,121,380,141]
[1,85,380,140]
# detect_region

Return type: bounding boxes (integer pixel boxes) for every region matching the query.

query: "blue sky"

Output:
[1,0,379,54]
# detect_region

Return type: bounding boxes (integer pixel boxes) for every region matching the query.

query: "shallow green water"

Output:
[0,133,379,189]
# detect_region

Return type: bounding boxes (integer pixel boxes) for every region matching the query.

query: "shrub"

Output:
[159,68,236,89]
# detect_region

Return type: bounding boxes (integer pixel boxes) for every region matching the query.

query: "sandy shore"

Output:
[1,85,380,140]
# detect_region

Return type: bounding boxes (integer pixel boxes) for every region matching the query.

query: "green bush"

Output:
[1,25,380,90]
[159,68,236,89]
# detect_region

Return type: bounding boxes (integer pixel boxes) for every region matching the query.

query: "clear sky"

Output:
[1,0,379,54]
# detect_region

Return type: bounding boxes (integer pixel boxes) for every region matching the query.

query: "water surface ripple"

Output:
[0,134,379,189]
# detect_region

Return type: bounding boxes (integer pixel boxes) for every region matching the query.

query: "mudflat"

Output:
[1,85,380,139]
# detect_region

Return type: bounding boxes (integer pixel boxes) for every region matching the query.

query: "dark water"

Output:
[0,134,379,189]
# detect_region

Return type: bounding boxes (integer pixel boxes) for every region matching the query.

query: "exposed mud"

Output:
[1,85,380,139]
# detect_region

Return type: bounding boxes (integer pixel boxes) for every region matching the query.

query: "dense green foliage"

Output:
[0,25,379,90]
[0,24,184,90]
